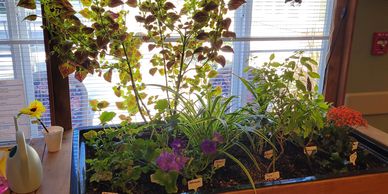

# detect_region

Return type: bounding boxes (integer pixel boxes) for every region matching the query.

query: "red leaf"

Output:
[108,0,124,7]
[145,15,156,24]
[228,0,246,10]
[17,0,36,10]
[148,44,156,51]
[103,69,113,82]
[220,45,234,53]
[23,14,37,21]
[196,32,209,40]
[164,2,175,10]
[222,31,236,39]
[58,62,76,78]
[221,18,232,30]
[167,60,175,69]
[203,1,218,11]
[215,55,226,67]
[197,54,206,61]
[193,47,204,54]
[126,0,137,7]
[135,15,145,23]
[75,69,88,82]
[193,11,208,23]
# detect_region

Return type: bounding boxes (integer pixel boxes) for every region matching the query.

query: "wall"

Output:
[346,0,388,132]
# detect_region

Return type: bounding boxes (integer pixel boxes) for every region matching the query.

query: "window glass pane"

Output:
[0,0,50,140]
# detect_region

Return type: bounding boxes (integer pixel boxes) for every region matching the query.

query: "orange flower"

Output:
[326,106,367,128]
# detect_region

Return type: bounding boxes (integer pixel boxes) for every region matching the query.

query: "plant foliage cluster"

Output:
[18,0,369,193]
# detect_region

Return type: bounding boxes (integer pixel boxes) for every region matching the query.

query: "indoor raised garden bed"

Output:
[71,126,388,194]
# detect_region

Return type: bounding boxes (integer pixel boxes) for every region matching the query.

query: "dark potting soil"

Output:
[84,141,387,194]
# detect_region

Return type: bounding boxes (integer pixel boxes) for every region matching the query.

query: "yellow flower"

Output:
[19,100,46,118]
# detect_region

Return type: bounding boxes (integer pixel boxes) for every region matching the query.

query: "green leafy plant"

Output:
[242,52,330,172]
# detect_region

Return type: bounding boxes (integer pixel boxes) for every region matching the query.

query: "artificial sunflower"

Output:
[19,100,46,118]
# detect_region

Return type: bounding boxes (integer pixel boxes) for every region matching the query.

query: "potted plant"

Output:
[17,0,388,193]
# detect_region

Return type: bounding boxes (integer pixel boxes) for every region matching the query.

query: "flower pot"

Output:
[71,126,388,194]
[43,126,64,152]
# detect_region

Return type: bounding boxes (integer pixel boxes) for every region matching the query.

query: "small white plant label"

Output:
[352,141,359,151]
[150,174,157,183]
[350,152,357,166]
[213,159,226,168]
[304,146,317,156]
[102,192,118,194]
[264,149,274,159]
[264,171,280,181]
[188,177,203,191]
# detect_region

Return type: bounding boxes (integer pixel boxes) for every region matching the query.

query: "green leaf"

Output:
[207,70,218,78]
[17,0,36,10]
[23,14,37,21]
[308,72,320,79]
[99,111,116,124]
[80,0,92,6]
[269,53,275,61]
[83,130,97,140]
[151,170,178,194]
[155,99,168,111]
[295,80,306,92]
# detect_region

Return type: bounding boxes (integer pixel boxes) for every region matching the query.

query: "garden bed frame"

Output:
[71,126,388,194]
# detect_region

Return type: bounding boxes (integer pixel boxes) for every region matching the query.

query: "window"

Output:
[0,0,48,139]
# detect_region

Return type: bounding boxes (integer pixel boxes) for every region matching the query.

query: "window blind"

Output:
[0,0,49,138]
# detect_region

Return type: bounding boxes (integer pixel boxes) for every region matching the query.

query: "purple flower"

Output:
[200,139,217,155]
[212,132,224,143]
[156,151,188,172]
[170,138,185,153]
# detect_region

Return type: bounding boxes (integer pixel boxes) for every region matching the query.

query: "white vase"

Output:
[43,126,64,152]
[6,130,43,193]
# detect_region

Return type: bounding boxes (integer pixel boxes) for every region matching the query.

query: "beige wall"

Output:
[346,0,388,132]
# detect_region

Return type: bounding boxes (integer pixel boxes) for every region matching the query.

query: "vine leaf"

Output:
[228,0,246,10]
[17,0,36,10]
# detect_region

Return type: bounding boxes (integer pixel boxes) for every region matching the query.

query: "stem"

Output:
[38,118,49,133]
[173,34,188,114]
[155,2,172,116]
[122,43,151,123]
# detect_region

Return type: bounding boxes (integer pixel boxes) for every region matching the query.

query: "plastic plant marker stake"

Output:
[188,178,203,192]
[213,159,226,168]
[265,171,280,181]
